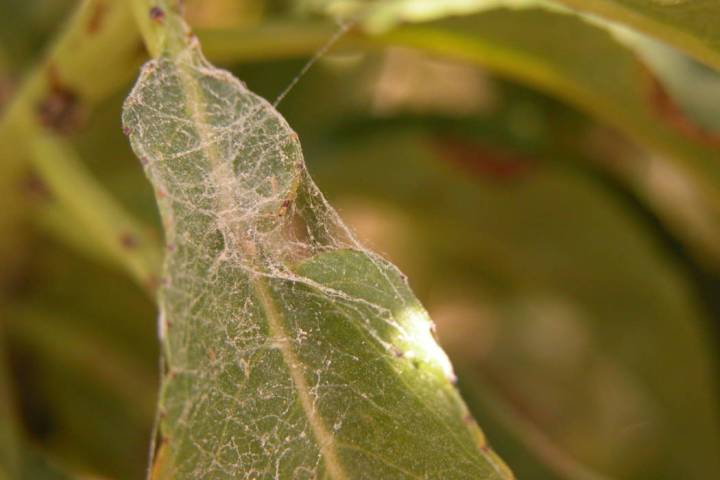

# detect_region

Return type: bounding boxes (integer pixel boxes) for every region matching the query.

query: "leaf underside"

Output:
[122,41,511,479]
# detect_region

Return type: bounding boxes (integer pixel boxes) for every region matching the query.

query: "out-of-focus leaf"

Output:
[551,0,720,71]
[1,320,83,480]
[321,0,720,73]
[611,32,720,131]
[0,335,20,479]
[0,0,75,70]
[16,449,76,480]
[122,27,512,478]
[299,0,536,31]
[375,8,720,266]
[458,373,611,480]
[5,238,157,480]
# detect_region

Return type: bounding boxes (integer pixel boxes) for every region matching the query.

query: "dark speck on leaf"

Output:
[120,233,138,249]
[149,6,165,22]
[86,1,107,34]
[37,66,85,134]
[22,172,51,200]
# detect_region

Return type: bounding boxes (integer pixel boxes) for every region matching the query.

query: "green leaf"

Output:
[308,128,720,479]
[551,0,720,71]
[4,237,158,479]
[0,324,84,480]
[307,0,720,70]
[121,38,511,478]
[374,8,720,267]
[299,0,537,32]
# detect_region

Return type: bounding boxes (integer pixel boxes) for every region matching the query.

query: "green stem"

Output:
[0,0,143,145]
[0,2,151,475]
[30,134,162,294]
[130,0,192,58]
[0,0,152,286]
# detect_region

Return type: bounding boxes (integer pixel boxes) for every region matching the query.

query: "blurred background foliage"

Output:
[0,0,719,479]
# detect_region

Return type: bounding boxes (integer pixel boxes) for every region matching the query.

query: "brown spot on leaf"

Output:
[149,6,165,22]
[119,233,138,249]
[21,172,51,200]
[87,1,107,34]
[278,198,292,217]
[37,65,85,134]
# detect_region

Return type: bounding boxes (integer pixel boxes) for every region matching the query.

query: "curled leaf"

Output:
[122,40,511,479]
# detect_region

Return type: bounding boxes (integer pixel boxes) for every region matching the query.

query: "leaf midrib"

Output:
[172,46,348,480]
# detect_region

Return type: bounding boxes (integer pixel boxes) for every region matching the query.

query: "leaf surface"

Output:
[122,40,511,479]
[552,0,720,70]
[374,8,720,265]
[308,126,720,479]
